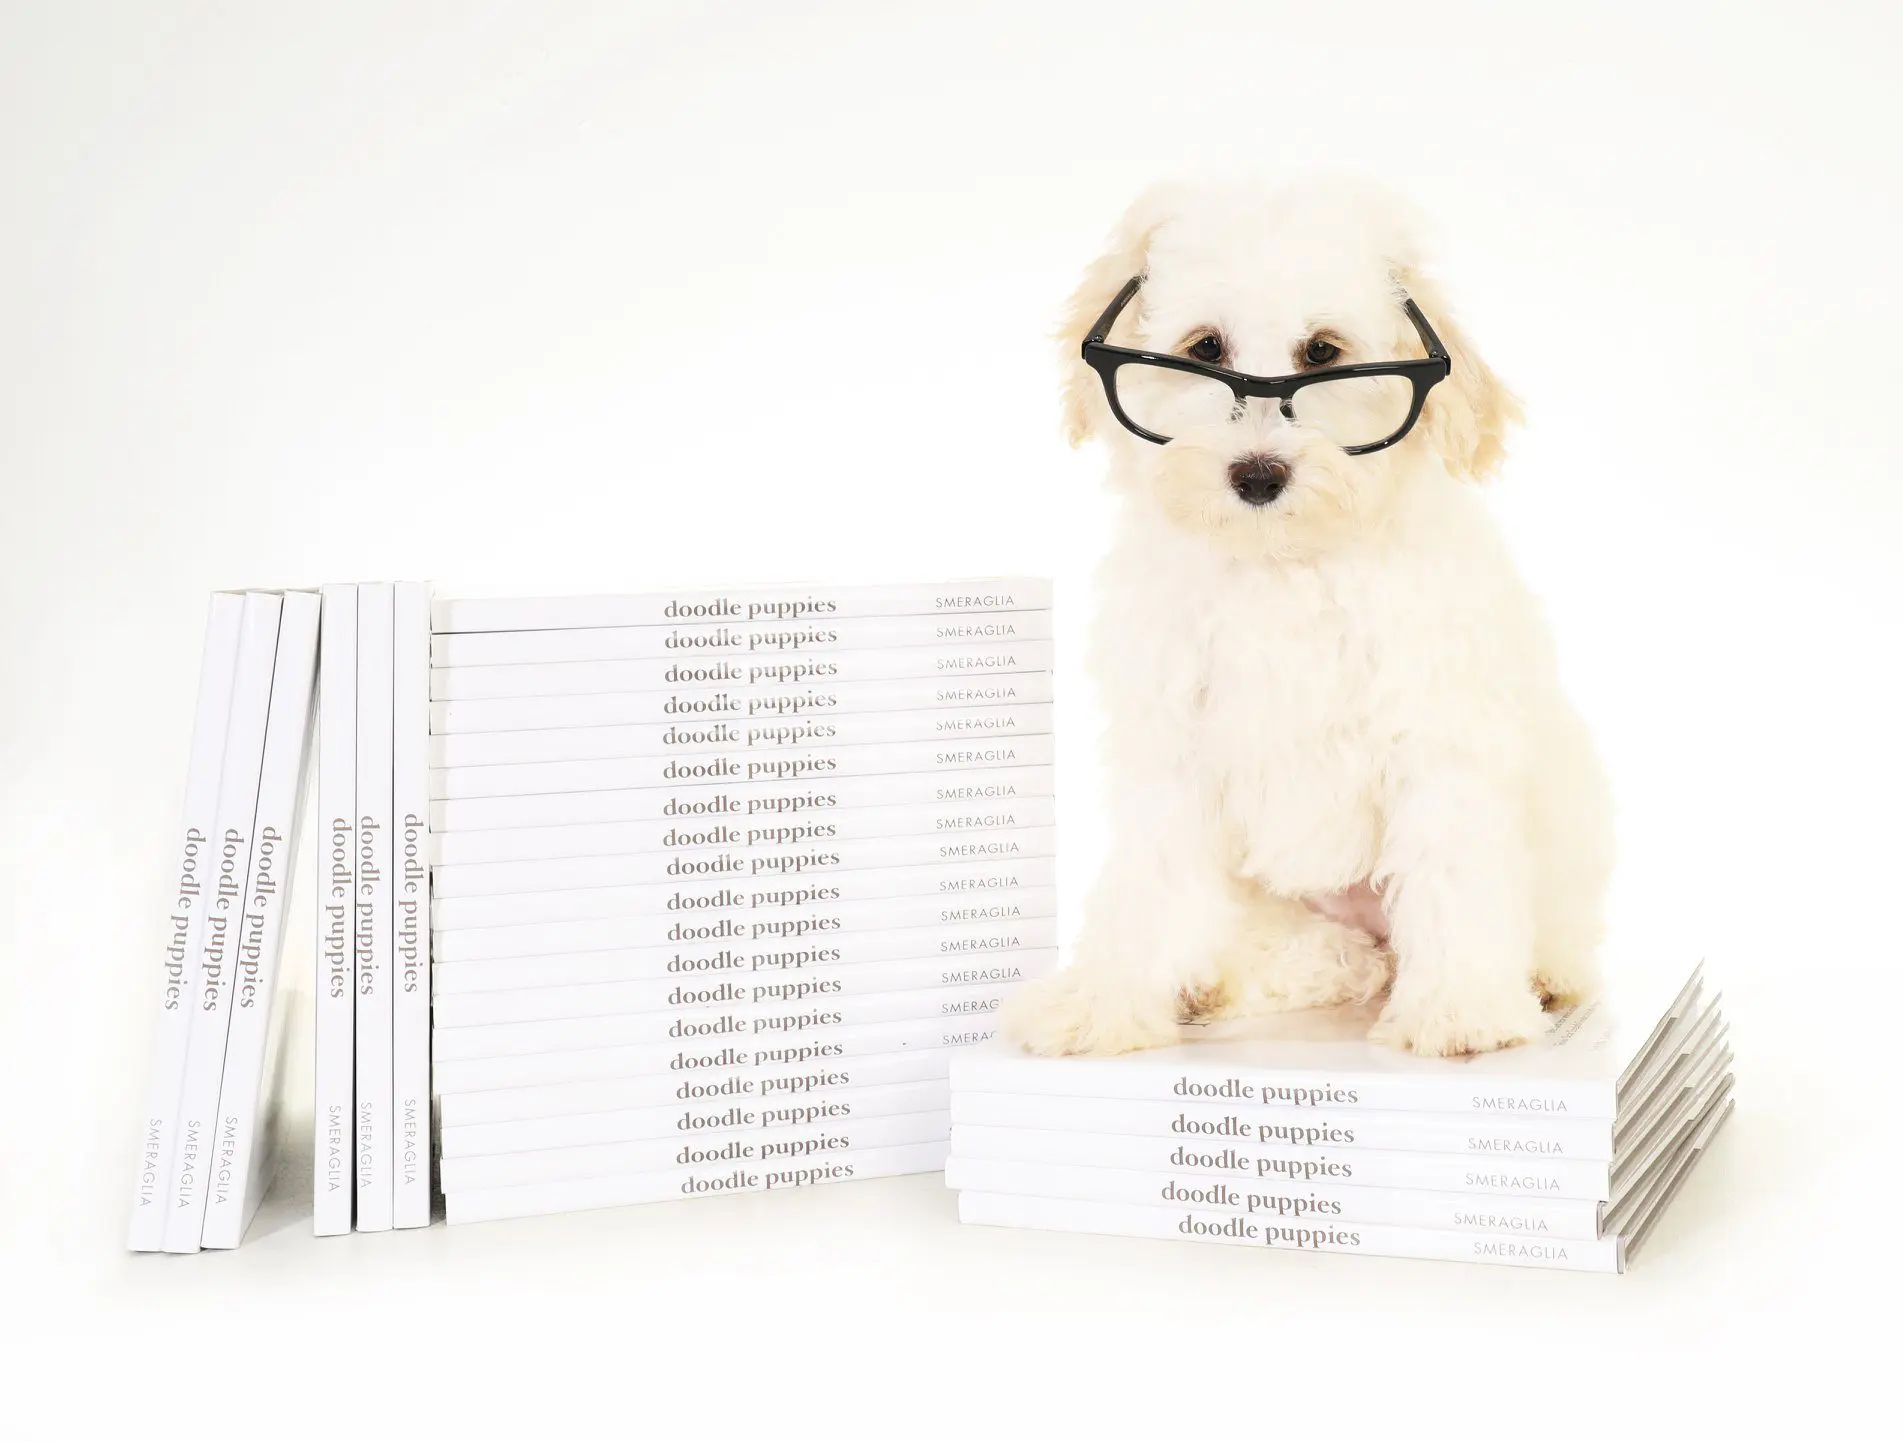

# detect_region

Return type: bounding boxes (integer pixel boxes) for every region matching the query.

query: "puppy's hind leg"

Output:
[1188,889,1392,1024]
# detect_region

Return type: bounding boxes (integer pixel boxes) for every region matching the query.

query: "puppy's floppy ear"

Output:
[1057,185,1179,447]
[1396,264,1524,481]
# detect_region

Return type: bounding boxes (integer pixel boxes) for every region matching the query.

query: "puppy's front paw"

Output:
[1368,985,1549,1058]
[1002,967,1181,1057]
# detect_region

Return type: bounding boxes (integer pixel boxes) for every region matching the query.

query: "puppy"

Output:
[1004,176,1612,1059]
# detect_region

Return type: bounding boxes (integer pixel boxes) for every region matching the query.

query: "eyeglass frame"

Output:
[1080,275,1453,453]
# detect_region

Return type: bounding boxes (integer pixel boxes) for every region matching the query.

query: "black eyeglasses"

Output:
[1082,276,1452,453]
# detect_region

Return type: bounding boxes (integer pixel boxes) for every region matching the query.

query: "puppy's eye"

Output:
[1300,335,1343,368]
[1186,334,1225,364]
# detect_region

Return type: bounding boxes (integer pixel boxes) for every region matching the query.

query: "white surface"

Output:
[2,0,1896,1428]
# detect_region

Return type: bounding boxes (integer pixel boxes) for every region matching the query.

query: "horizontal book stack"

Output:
[128,590,320,1252]
[429,579,1059,1225]
[948,963,1732,1272]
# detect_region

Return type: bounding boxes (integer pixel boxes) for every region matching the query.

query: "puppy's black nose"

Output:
[1227,455,1290,506]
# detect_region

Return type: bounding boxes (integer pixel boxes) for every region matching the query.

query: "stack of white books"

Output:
[128,590,321,1252]
[311,582,434,1236]
[428,578,1058,1225]
[948,963,1732,1272]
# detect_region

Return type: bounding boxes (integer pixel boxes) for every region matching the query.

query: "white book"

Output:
[950,1091,1618,1161]
[201,592,320,1249]
[957,1191,1626,1273]
[944,1157,1608,1242]
[949,963,1707,1121]
[433,610,1055,667]
[434,948,1058,1026]
[432,673,1055,736]
[429,703,1053,769]
[392,581,432,1229]
[434,1015,1001,1093]
[440,1110,951,1191]
[354,582,395,1231]
[162,591,283,1252]
[444,1140,949,1225]
[950,1123,1615,1200]
[433,980,1019,1061]
[431,577,1052,634]
[431,855,1057,930]
[127,594,245,1251]
[432,825,1059,898]
[430,794,1057,866]
[443,1078,953,1157]
[433,887,1059,963]
[432,766,1054,833]
[440,1045,963,1127]
[430,640,1054,702]
[313,585,358,1236]
[432,916,1058,993]
[430,734,1058,801]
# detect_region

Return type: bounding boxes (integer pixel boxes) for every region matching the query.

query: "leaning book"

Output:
[201,592,321,1248]
[126,595,245,1251]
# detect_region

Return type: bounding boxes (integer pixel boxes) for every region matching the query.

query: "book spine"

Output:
[943,1157,1606,1241]
[354,582,395,1231]
[432,981,1018,1061]
[956,1191,1619,1272]
[429,703,1054,768]
[431,672,1055,735]
[431,577,1052,634]
[434,1015,1001,1094]
[431,916,1058,993]
[444,1140,949,1224]
[392,581,431,1229]
[433,609,1055,667]
[439,1045,964,1126]
[949,1091,1614,1162]
[429,794,1057,866]
[434,948,1058,1025]
[201,591,321,1249]
[950,1124,1611,1201]
[432,824,1058,898]
[162,592,284,1252]
[948,1052,1615,1120]
[430,765,1053,832]
[430,640,1054,701]
[313,584,358,1236]
[441,1077,951,1158]
[127,594,245,1251]
[430,734,1058,801]
[431,855,1057,930]
[432,887,1059,963]
[440,1109,950,1190]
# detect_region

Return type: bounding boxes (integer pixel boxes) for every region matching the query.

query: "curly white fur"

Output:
[1005,176,1613,1059]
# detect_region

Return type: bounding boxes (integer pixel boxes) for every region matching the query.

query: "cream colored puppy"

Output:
[1005,177,1611,1059]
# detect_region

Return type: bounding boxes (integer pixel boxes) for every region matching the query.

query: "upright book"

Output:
[313,584,357,1236]
[162,591,284,1252]
[202,591,321,1249]
[127,594,245,1251]
[392,581,432,1228]
[355,582,396,1231]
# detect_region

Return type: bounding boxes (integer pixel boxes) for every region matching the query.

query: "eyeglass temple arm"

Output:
[1084,276,1145,349]
[1401,296,1450,365]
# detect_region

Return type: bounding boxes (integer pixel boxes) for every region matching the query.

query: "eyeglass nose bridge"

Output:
[1224,377,1301,426]
[1225,371,1301,416]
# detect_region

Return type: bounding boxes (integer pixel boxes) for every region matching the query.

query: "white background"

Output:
[3,0,1898,1430]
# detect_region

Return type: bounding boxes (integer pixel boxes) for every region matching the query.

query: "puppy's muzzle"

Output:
[1227,454,1290,506]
